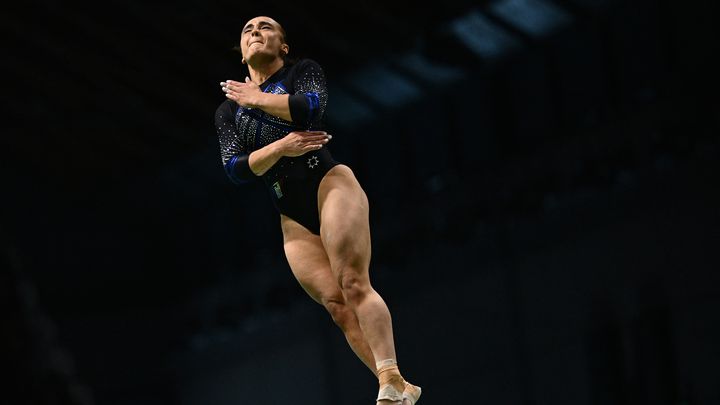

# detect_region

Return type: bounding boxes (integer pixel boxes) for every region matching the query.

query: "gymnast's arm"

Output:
[222,60,327,127]
[248,131,330,175]
[253,92,292,122]
[221,130,330,182]
[222,78,292,121]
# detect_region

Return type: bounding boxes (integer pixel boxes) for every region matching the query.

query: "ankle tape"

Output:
[378,365,403,384]
[376,358,397,370]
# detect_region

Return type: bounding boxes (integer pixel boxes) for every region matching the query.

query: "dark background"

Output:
[3,0,720,404]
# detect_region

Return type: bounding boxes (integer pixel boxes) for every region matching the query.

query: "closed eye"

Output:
[243,22,273,34]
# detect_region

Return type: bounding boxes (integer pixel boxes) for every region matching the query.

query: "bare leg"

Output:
[281,215,377,375]
[329,298,378,376]
[318,165,412,404]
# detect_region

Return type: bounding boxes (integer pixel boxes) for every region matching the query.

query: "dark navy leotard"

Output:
[214,59,339,234]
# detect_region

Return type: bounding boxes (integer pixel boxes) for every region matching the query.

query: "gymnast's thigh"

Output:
[281,214,342,304]
[317,165,371,273]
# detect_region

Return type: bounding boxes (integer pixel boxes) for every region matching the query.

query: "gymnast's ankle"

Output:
[376,359,405,402]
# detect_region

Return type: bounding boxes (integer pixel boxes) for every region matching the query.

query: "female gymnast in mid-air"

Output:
[214,16,421,404]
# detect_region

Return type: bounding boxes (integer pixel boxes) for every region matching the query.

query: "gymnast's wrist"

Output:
[251,92,270,109]
[269,141,287,159]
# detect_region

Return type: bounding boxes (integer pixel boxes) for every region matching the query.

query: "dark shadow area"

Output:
[3,0,719,403]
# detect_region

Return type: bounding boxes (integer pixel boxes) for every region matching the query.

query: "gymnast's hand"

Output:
[221,77,261,108]
[278,131,331,157]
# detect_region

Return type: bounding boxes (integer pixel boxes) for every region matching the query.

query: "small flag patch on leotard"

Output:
[272,181,283,198]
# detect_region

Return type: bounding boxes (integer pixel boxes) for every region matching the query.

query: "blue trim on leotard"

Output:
[304,92,320,127]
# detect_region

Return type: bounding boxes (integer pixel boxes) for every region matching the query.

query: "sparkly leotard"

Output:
[214,59,338,234]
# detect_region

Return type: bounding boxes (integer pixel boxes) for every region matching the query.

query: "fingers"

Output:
[302,143,325,152]
[292,131,332,139]
[307,132,332,140]
[280,131,331,157]
[221,81,240,92]
[220,80,247,102]
[291,135,331,148]
[223,87,237,100]
[220,81,234,99]
[220,80,253,93]
[300,134,332,142]
[293,135,330,145]
[289,132,330,148]
[221,80,239,87]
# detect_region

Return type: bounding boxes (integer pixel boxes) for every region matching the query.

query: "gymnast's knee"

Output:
[323,298,351,330]
[337,269,371,306]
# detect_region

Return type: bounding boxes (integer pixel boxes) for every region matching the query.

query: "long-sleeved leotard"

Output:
[214,59,339,234]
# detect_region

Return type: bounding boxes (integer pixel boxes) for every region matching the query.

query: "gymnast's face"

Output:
[240,16,289,65]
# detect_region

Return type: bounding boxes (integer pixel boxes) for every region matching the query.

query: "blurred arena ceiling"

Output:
[5,0,613,192]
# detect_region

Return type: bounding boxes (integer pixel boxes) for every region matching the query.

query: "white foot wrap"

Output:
[403,382,422,404]
[376,384,403,402]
